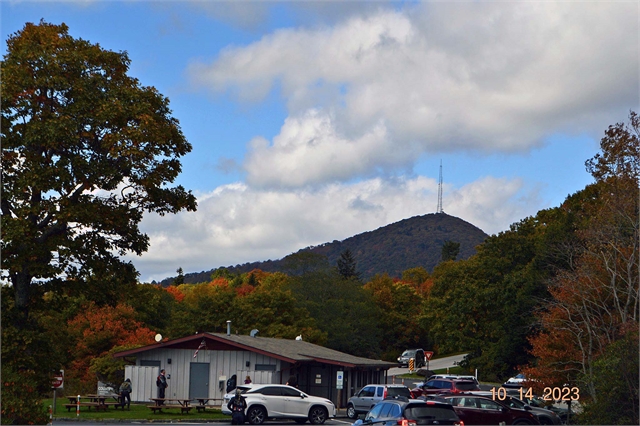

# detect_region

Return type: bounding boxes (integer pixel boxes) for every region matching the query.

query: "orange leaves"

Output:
[164,285,185,302]
[67,302,156,383]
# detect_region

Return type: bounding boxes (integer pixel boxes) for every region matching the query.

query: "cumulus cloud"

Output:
[130,175,536,282]
[188,2,637,187]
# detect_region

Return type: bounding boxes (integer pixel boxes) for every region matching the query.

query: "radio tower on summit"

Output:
[437,160,444,214]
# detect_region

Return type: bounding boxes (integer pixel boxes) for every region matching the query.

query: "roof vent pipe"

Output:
[226,320,231,336]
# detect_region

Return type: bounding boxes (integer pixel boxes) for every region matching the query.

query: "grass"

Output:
[44,397,228,421]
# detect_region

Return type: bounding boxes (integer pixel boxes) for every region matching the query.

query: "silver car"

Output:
[346,384,412,419]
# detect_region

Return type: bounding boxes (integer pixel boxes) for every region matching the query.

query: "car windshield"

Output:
[387,387,411,398]
[455,382,479,390]
[405,406,458,422]
[402,350,416,357]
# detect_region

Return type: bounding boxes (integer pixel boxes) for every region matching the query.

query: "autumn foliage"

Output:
[67,303,156,386]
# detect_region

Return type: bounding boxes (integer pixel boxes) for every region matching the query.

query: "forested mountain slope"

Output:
[161,213,488,285]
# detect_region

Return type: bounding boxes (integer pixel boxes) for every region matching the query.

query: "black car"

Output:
[397,349,426,368]
[354,396,463,426]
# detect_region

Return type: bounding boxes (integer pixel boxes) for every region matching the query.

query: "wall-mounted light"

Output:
[167,358,172,364]
[246,361,250,368]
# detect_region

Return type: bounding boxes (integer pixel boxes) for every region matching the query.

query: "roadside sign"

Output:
[52,370,64,389]
[425,351,434,361]
[336,371,344,389]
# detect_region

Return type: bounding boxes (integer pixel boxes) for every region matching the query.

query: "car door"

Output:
[255,386,286,417]
[282,387,309,417]
[476,398,510,425]
[354,386,377,412]
[449,397,484,425]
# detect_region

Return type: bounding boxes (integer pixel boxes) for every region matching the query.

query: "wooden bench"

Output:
[64,402,108,412]
[147,404,193,414]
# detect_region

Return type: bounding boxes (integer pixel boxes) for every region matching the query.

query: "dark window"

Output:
[455,381,479,391]
[387,387,411,398]
[360,386,375,397]
[282,388,302,397]
[439,381,453,389]
[255,364,276,371]
[256,386,282,396]
[376,387,384,397]
[405,405,459,421]
[140,360,161,367]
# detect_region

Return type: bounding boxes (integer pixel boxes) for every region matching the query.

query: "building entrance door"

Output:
[189,363,210,399]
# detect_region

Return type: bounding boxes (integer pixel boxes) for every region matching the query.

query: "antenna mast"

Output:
[437,160,444,214]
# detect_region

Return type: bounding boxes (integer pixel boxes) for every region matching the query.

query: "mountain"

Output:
[159,213,488,285]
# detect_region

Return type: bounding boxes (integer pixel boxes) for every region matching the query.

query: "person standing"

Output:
[157,369,168,404]
[119,378,132,409]
[244,375,252,384]
[227,388,247,424]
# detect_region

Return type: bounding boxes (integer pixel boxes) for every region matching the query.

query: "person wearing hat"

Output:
[227,387,247,424]
[119,378,132,409]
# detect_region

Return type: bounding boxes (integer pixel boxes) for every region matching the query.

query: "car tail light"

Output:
[397,419,416,426]
[454,421,464,426]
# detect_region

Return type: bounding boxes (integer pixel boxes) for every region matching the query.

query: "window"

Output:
[255,364,276,371]
[388,404,402,418]
[478,399,502,410]
[366,403,385,420]
[282,388,302,397]
[360,386,375,397]
[378,403,393,418]
[376,387,384,397]
[140,360,161,367]
[257,386,282,396]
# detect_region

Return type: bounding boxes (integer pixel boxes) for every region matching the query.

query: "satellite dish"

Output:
[250,329,259,337]
[155,333,163,342]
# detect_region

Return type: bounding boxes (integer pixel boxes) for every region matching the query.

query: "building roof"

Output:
[113,332,395,369]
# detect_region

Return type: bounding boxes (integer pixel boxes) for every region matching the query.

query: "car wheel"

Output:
[346,404,357,420]
[295,419,307,424]
[247,406,267,425]
[512,421,533,425]
[537,417,553,425]
[308,406,328,425]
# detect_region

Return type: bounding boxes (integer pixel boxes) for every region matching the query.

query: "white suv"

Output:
[222,384,336,425]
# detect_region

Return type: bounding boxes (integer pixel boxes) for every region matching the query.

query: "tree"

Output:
[336,249,361,281]
[173,267,185,286]
[441,240,460,262]
[1,21,197,323]
[526,112,639,420]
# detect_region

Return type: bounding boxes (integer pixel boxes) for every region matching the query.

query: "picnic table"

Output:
[63,394,123,412]
[148,398,194,414]
[193,397,221,413]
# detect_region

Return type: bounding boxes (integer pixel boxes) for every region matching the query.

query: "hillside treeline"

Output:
[3,118,639,424]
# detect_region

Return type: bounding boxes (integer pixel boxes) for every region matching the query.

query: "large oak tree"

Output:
[1,21,197,323]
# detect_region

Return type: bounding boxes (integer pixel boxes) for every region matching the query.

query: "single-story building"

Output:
[113,326,396,408]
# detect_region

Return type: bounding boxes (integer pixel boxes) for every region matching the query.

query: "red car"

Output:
[442,394,540,425]
[410,378,480,398]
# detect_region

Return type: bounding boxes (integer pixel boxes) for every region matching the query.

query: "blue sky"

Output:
[3,1,638,283]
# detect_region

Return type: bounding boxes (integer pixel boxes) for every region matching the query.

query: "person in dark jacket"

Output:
[227,388,247,424]
[157,369,168,404]
[119,378,132,409]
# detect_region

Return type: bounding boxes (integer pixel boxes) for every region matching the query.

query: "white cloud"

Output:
[131,175,537,283]
[188,2,637,187]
